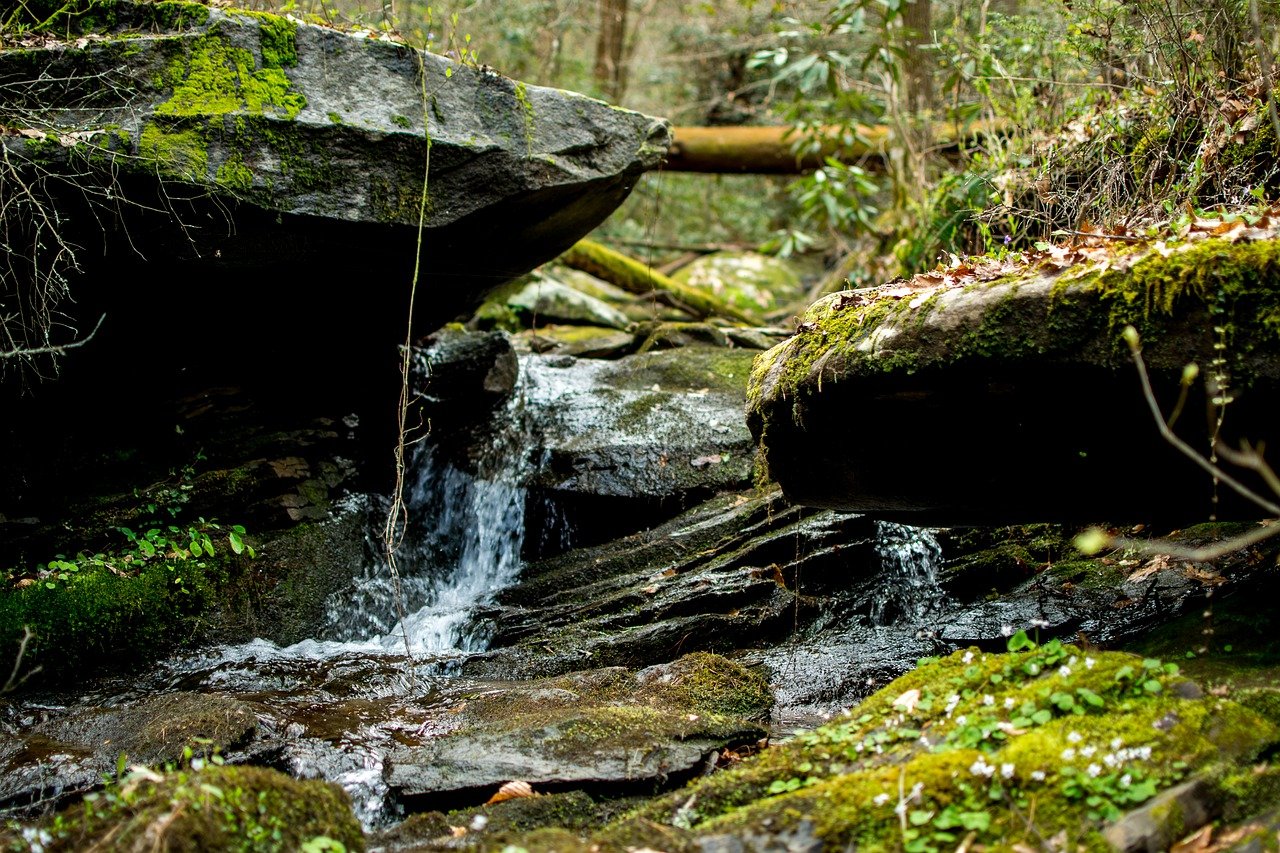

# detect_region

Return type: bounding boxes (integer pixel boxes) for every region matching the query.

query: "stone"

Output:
[506,276,633,329]
[513,325,637,358]
[1104,780,1218,852]
[747,236,1280,524]
[2,0,669,341]
[672,251,806,317]
[384,654,770,811]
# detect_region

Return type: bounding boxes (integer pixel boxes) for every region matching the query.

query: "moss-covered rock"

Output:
[592,643,1278,852]
[671,251,806,318]
[747,235,1280,524]
[0,765,364,852]
[385,654,772,810]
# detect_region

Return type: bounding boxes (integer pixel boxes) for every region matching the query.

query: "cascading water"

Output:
[869,520,944,625]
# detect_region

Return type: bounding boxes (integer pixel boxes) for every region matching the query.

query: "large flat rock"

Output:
[0,0,668,331]
[747,235,1280,523]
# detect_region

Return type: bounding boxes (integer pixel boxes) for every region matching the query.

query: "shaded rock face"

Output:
[747,238,1280,524]
[0,2,666,555]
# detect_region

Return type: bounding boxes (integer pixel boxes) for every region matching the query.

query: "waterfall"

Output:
[869,521,943,625]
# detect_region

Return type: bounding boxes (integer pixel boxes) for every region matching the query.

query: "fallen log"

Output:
[662,120,1005,174]
[559,239,760,325]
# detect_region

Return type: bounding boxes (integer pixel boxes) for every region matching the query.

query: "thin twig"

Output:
[1126,330,1280,516]
[0,312,103,359]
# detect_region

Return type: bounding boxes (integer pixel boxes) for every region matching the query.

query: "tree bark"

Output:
[900,0,934,111]
[593,0,628,101]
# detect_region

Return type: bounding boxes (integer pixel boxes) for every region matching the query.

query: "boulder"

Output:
[1,1,668,330]
[385,654,770,811]
[747,236,1280,524]
[672,251,806,318]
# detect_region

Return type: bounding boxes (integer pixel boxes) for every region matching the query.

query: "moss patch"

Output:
[0,765,364,852]
[157,33,306,119]
[598,643,1277,851]
[139,121,209,181]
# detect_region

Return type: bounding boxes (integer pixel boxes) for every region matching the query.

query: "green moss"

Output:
[327,111,344,124]
[606,645,1278,851]
[514,80,535,156]
[391,113,412,129]
[139,121,209,181]
[0,765,363,852]
[245,11,298,68]
[0,554,227,678]
[214,154,254,191]
[158,34,306,119]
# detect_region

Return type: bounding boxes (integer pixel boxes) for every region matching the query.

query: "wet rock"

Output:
[672,252,806,318]
[414,329,519,415]
[0,692,258,812]
[747,237,1280,524]
[520,348,758,502]
[385,654,770,811]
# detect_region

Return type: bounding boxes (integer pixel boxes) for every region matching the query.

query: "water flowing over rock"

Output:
[747,236,1280,524]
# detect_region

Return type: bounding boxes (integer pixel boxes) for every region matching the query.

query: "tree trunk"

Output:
[593,0,628,101]
[900,0,934,111]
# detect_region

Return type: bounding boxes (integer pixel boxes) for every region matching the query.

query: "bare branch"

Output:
[1109,521,1280,562]
[1125,327,1280,516]
[0,312,103,360]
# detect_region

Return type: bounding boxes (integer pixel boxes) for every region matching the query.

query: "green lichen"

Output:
[158,34,306,119]
[139,121,208,181]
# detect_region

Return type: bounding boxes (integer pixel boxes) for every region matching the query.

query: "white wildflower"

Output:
[962,650,975,664]
[873,793,891,806]
[1001,763,1015,779]
[910,782,923,801]
[1058,666,1072,677]
[1061,748,1076,761]
[1004,697,1016,709]
[1110,737,1124,750]
[969,757,996,778]
[1030,618,1050,628]
[955,715,967,726]
[1081,746,1097,758]
[1000,625,1014,637]
[1030,770,1046,782]
[1120,774,1132,787]
[1085,657,1097,669]
[1103,753,1119,768]
[1087,764,1102,777]
[983,694,994,706]
[1067,731,1082,743]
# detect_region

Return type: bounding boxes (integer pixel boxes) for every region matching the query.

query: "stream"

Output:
[0,350,1208,832]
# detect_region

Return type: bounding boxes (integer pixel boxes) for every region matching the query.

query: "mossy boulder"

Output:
[1,0,669,332]
[385,653,771,811]
[592,644,1279,852]
[671,251,806,318]
[747,235,1280,524]
[0,764,364,852]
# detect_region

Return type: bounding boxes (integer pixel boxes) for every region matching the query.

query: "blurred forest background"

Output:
[223,0,1280,291]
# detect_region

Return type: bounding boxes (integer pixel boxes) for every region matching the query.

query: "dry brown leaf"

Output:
[1170,824,1213,853]
[487,780,535,804]
[1128,554,1172,582]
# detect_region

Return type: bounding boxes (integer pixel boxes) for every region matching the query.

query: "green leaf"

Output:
[229,531,245,555]
[1142,679,1163,693]
[908,809,934,826]
[1076,688,1105,708]
[1031,709,1052,725]
[959,811,990,831]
